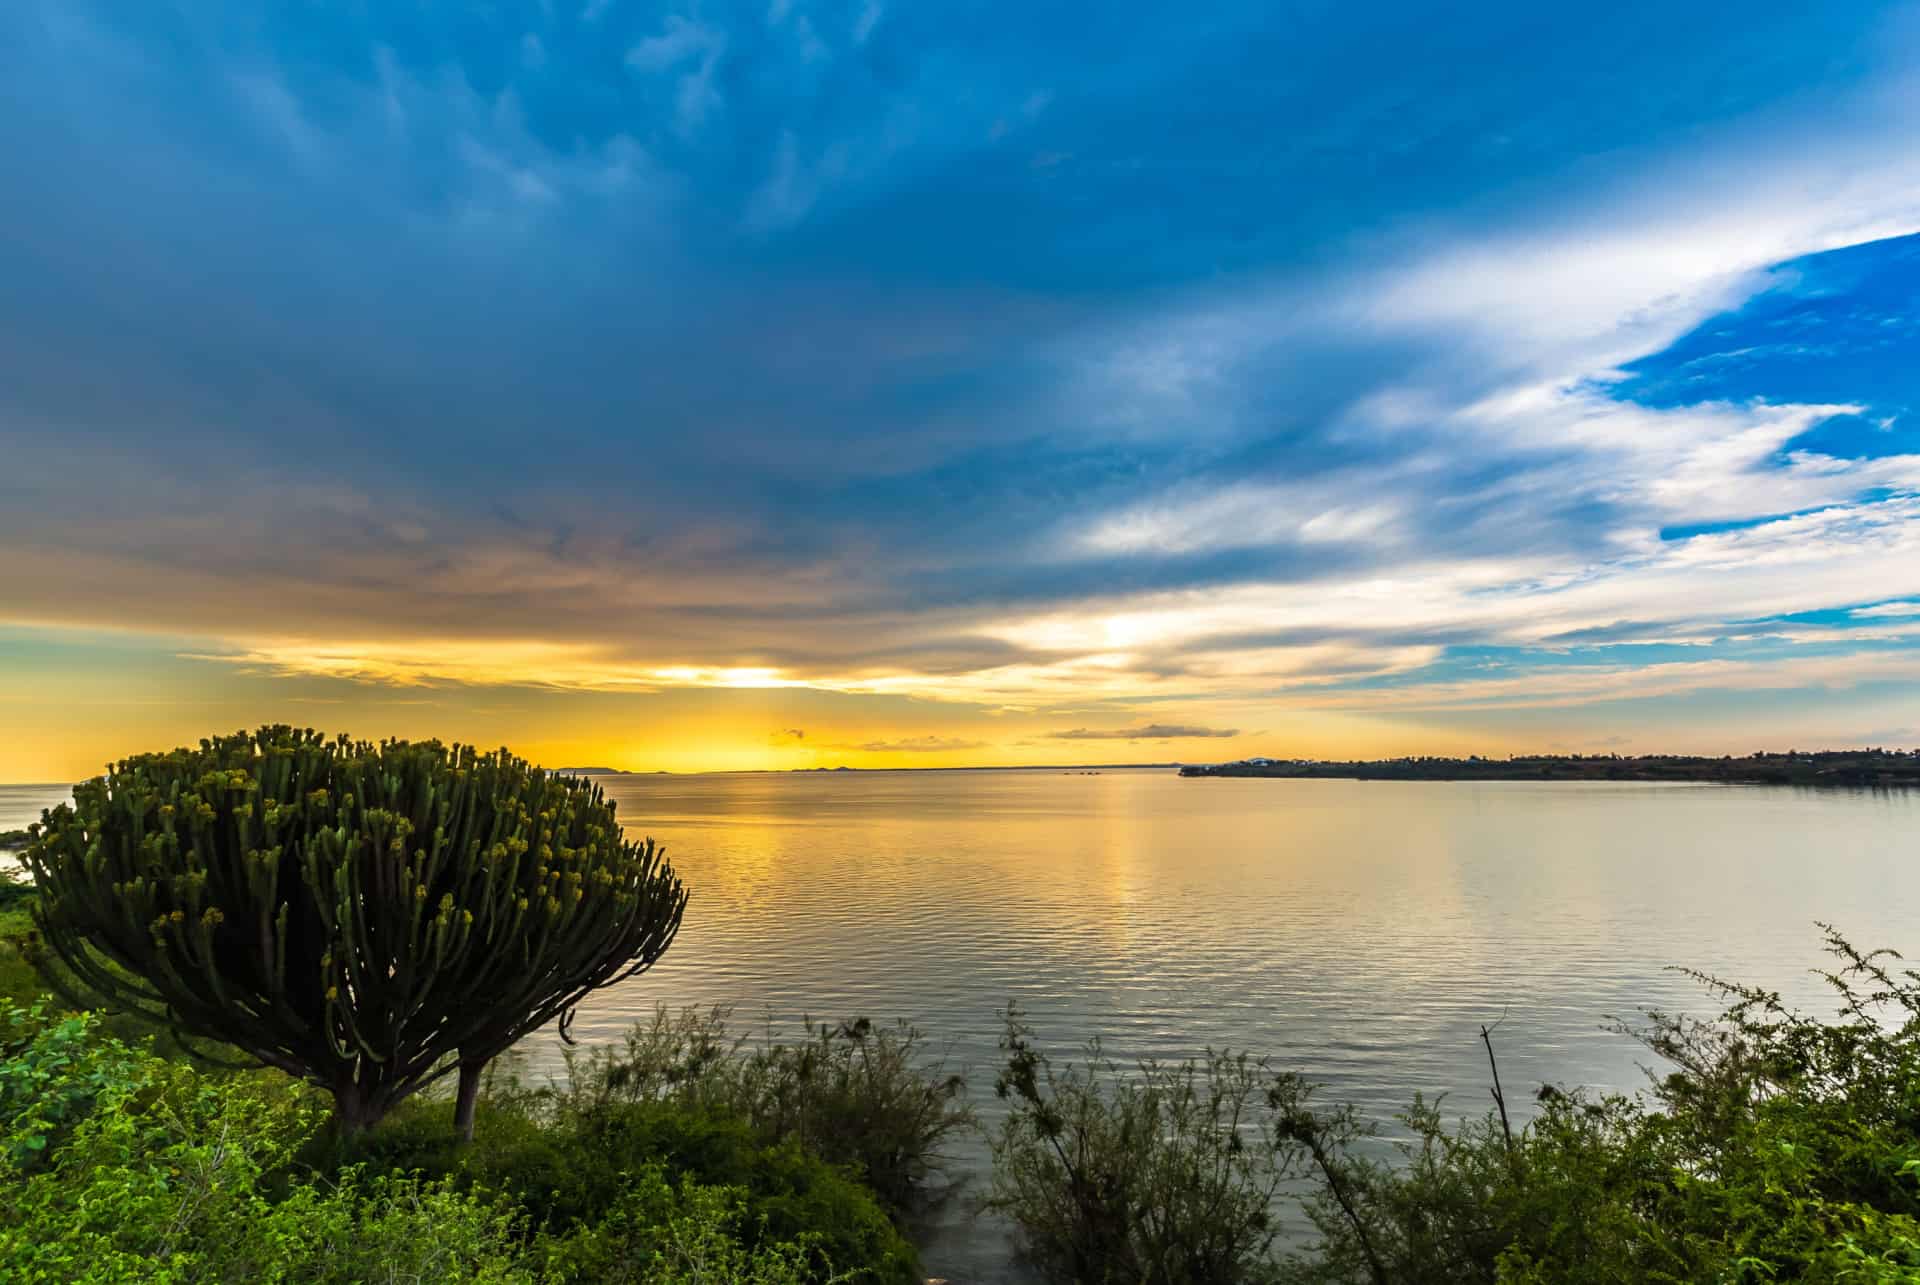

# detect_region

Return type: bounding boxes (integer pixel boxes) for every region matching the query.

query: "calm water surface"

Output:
[6,771,1917,1280]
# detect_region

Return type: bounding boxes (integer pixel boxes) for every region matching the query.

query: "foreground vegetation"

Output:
[2,998,932,1283]
[991,926,1920,1283]
[2,725,953,1283]
[9,874,1920,1281]
[6,884,957,1283]
[8,725,1919,1280]
[6,862,960,1282]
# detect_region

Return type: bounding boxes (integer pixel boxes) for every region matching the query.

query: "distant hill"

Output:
[1180,750,1920,787]
[550,766,629,775]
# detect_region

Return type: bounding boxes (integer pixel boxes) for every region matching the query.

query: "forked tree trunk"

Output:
[454,1058,488,1142]
[333,1077,383,1138]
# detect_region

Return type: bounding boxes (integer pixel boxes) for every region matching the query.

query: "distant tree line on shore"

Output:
[1180,747,1920,786]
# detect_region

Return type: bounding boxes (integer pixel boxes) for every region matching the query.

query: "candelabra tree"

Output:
[24,726,688,1138]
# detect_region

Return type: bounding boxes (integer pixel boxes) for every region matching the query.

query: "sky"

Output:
[4,1,1920,781]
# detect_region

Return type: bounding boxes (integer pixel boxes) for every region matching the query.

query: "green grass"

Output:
[0,898,43,1010]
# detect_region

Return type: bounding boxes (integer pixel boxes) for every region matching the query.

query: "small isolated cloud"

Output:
[792,16,827,63]
[1048,724,1240,740]
[627,17,726,135]
[1548,735,1633,751]
[770,727,806,744]
[744,129,827,231]
[839,735,986,753]
[626,16,715,70]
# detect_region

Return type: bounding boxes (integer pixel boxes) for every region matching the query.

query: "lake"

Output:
[7,770,1918,1280]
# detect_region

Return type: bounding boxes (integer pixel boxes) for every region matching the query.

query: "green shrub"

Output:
[0,870,39,1008]
[988,1005,1289,1285]
[0,865,33,913]
[563,1004,973,1213]
[0,1001,537,1283]
[537,1164,867,1283]
[993,930,1920,1285]
[1266,1078,1676,1284]
[3,999,885,1283]
[1272,929,1920,1283]
[336,1092,922,1284]
[0,901,43,1010]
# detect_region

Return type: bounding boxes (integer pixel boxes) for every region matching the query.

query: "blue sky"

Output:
[3,0,1920,777]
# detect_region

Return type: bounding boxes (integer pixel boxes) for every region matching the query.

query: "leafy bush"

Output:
[0,865,33,913]
[0,893,43,1009]
[0,870,37,1008]
[994,930,1920,1285]
[335,1090,922,1284]
[988,1004,1289,1285]
[1,1002,536,1283]
[1266,1077,1673,1284]
[562,1004,973,1212]
[3,1000,898,1284]
[536,1164,868,1283]
[1272,928,1920,1283]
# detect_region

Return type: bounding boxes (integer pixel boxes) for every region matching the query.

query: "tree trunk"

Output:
[454,1058,487,1142]
[333,1079,374,1138]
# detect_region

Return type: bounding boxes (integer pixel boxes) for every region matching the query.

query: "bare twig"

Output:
[1480,1012,1516,1160]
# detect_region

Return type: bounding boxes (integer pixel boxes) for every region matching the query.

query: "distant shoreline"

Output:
[10,751,1920,790]
[1178,750,1920,787]
[552,762,1182,776]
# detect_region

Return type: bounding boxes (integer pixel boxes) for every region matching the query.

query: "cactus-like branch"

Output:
[25,726,688,1136]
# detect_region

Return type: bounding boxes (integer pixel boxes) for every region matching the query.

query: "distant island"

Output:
[1179,749,1920,787]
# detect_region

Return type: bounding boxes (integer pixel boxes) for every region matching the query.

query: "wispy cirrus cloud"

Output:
[627,15,728,136]
[829,735,986,753]
[1047,724,1240,740]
